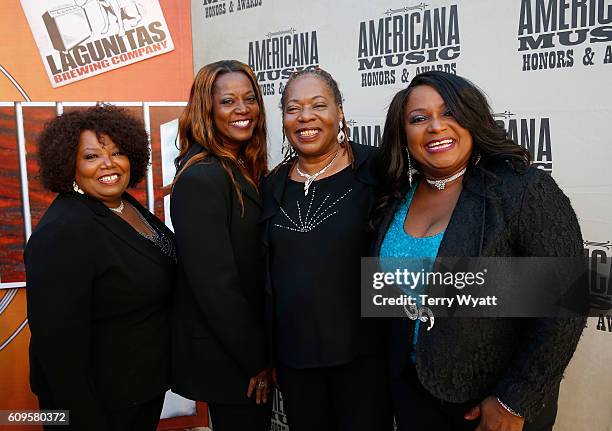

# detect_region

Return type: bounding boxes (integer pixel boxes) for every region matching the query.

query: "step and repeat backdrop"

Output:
[1,0,610,430]
[190,0,611,430]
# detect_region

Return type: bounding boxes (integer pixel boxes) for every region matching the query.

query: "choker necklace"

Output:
[109,200,125,214]
[296,147,340,196]
[425,167,467,190]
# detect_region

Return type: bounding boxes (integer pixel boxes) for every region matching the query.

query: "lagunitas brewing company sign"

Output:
[494,110,554,173]
[247,27,320,97]
[356,2,461,88]
[517,0,612,71]
[20,0,174,88]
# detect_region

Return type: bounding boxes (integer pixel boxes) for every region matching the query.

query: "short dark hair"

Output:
[37,105,150,193]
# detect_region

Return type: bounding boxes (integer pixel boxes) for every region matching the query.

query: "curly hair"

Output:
[37,105,150,193]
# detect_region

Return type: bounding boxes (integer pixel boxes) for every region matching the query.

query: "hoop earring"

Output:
[405,147,413,188]
[73,180,84,194]
[337,120,346,144]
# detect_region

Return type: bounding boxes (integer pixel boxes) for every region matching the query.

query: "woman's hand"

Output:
[464,396,525,431]
[247,369,271,404]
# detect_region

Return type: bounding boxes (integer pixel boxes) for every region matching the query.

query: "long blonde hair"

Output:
[174,60,268,212]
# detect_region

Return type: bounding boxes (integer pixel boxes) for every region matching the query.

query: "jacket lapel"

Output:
[232,165,262,208]
[437,168,486,258]
[78,192,172,266]
[180,142,263,208]
[260,162,292,225]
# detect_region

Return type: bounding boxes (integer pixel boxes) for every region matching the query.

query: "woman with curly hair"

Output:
[170,60,271,431]
[25,105,176,431]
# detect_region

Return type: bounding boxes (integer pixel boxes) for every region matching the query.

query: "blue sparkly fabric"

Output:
[379,183,444,362]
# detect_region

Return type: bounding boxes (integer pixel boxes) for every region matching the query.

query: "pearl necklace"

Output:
[109,200,125,214]
[425,167,467,190]
[295,147,340,196]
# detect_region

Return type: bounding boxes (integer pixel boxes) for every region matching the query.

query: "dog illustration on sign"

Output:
[74,0,144,36]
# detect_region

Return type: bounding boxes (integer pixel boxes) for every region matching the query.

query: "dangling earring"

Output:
[472,149,482,166]
[281,127,289,154]
[337,120,346,144]
[73,180,84,194]
[405,147,414,188]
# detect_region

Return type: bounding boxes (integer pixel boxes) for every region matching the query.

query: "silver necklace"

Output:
[425,167,467,190]
[109,200,125,214]
[295,147,340,196]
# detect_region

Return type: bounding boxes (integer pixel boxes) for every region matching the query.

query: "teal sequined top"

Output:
[379,182,443,362]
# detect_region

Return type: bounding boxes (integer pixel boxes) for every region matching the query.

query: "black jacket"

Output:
[170,144,268,404]
[25,192,175,431]
[374,160,585,422]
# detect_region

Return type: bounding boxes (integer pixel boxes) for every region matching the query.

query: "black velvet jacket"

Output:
[373,160,586,422]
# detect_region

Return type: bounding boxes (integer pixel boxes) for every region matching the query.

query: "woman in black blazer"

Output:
[25,105,176,431]
[371,71,585,431]
[170,60,271,431]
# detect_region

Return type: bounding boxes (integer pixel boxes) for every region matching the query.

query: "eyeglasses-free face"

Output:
[404,84,473,180]
[74,130,131,208]
[283,75,344,159]
[212,71,261,151]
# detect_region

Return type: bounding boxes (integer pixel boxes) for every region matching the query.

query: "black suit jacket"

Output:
[374,160,585,422]
[25,191,175,431]
[170,145,268,404]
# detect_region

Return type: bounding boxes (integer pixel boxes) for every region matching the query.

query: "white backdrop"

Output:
[190,1,612,430]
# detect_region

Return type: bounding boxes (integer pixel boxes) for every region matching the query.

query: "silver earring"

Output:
[281,128,289,154]
[337,120,346,144]
[73,180,84,194]
[406,148,413,188]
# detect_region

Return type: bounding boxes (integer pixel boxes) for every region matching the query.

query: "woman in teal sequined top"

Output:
[370,71,584,431]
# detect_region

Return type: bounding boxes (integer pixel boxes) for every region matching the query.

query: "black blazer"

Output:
[374,160,585,422]
[25,191,175,431]
[170,144,268,404]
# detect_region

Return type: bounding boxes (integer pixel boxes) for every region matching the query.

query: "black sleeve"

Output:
[25,222,110,431]
[493,171,586,421]
[171,164,267,377]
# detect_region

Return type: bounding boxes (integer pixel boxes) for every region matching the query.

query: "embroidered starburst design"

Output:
[274,186,352,233]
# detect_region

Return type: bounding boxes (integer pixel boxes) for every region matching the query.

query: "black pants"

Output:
[392,364,555,431]
[276,355,393,431]
[207,400,272,431]
[39,393,165,431]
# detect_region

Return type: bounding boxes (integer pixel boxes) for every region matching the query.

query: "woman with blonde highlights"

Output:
[170,60,271,431]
